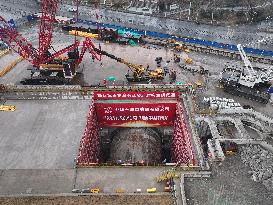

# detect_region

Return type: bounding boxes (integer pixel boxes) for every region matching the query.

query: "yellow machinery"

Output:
[174,53,193,64]
[0,48,11,58]
[184,57,193,64]
[94,48,164,82]
[0,105,16,112]
[39,63,64,71]
[147,187,157,193]
[69,30,98,39]
[0,56,24,77]
[120,59,145,78]
[149,68,164,79]
[156,170,179,183]
[90,188,100,193]
[193,80,203,88]
[119,59,164,82]
[174,42,190,53]
[167,39,190,53]
[116,188,125,193]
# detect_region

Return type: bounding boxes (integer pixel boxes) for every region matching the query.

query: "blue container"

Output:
[8,19,16,28]
[268,86,273,93]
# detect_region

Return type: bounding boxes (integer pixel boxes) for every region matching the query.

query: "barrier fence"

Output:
[6,13,273,59]
[75,18,273,59]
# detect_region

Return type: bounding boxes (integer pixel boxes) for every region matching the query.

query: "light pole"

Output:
[188,1,192,21]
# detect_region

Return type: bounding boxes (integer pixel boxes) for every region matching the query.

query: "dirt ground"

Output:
[185,153,273,205]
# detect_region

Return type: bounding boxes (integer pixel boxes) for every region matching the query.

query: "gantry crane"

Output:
[0,0,101,84]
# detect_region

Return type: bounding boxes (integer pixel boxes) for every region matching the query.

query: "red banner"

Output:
[94,91,179,100]
[95,103,177,127]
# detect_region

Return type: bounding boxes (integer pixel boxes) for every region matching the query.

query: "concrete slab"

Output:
[0,100,90,169]
[0,169,75,195]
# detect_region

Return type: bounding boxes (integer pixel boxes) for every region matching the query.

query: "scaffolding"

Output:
[76,95,100,165]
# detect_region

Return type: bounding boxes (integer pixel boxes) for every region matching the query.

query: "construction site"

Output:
[1,0,273,204]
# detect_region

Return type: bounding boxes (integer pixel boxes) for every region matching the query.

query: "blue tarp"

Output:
[76,18,273,58]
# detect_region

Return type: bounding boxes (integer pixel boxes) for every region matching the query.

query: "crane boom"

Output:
[38,0,58,61]
[0,16,39,65]
[0,0,87,67]
[237,44,256,77]
[75,38,102,65]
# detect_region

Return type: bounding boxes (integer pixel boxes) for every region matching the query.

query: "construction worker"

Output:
[163,60,170,76]
[170,70,177,83]
[173,54,180,63]
[173,71,177,82]
[146,64,150,72]
[103,79,107,86]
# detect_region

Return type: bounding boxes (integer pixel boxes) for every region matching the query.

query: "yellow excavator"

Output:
[168,39,190,53]
[174,42,190,53]
[120,59,164,82]
[0,105,16,112]
[94,48,164,82]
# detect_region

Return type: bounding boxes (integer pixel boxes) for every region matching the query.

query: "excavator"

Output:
[167,39,190,53]
[93,48,164,82]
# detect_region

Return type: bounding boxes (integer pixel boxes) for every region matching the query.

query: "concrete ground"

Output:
[0,169,75,195]
[76,167,167,193]
[0,167,168,195]
[0,100,90,169]
[1,1,273,202]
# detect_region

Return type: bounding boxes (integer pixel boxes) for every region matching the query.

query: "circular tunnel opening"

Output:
[100,128,172,164]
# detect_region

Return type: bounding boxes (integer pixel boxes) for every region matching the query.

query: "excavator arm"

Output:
[92,47,145,78]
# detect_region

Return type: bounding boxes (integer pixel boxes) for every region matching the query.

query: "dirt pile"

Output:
[240,145,273,191]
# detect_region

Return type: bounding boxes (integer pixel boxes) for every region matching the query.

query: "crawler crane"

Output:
[219,44,273,104]
[0,0,101,85]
